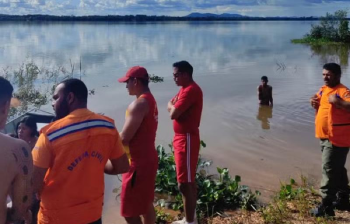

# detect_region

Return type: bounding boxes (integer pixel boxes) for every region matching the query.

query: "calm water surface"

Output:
[1,21,349,223]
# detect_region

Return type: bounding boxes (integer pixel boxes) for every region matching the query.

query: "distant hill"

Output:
[186,13,244,18]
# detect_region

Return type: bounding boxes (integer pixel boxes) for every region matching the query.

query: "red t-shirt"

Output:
[172,82,203,135]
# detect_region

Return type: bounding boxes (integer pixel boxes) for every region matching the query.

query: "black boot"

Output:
[310,200,335,217]
[333,197,350,211]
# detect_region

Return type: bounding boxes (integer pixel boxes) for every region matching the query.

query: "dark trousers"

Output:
[89,218,102,224]
[320,139,350,203]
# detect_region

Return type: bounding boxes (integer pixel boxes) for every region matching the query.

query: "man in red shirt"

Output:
[168,61,203,224]
[118,66,159,224]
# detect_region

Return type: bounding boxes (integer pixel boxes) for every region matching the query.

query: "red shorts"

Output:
[173,133,200,183]
[120,160,158,217]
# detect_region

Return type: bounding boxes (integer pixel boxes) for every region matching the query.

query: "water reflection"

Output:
[256,106,273,130]
[310,44,350,67]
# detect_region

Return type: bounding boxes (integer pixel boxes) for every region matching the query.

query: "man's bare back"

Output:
[0,133,33,224]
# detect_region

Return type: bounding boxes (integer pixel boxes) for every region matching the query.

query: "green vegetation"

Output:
[155,142,260,219]
[2,61,164,121]
[150,75,164,83]
[292,10,350,44]
[154,174,350,223]
[2,61,75,121]
[155,209,175,224]
[260,176,339,224]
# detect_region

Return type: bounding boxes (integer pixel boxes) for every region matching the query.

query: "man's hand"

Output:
[328,94,340,104]
[167,100,174,112]
[310,95,319,110]
[24,209,32,224]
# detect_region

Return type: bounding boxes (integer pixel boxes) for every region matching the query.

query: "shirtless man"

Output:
[257,76,273,106]
[0,77,33,224]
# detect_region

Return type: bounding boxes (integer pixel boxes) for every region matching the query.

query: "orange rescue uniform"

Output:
[32,109,125,224]
[315,84,350,147]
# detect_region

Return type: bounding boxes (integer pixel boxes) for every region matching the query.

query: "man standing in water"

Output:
[310,63,350,217]
[168,61,203,224]
[0,77,32,224]
[257,76,273,106]
[32,78,129,224]
[118,66,158,224]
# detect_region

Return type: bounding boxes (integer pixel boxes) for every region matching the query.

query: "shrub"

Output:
[155,142,260,217]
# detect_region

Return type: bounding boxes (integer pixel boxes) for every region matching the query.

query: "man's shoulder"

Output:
[41,112,116,135]
[338,83,350,91]
[90,112,115,125]
[129,97,149,113]
[0,134,31,163]
[0,133,28,148]
[184,82,202,94]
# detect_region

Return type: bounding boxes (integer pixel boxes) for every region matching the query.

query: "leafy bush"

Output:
[293,10,350,44]
[155,142,260,217]
[2,62,74,120]
[155,209,174,224]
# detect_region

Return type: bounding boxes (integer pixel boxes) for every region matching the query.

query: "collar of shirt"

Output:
[66,108,93,118]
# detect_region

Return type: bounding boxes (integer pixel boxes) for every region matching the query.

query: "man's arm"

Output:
[32,166,48,194]
[329,94,350,111]
[168,89,194,120]
[8,142,33,224]
[31,133,52,197]
[120,98,149,145]
[310,94,320,110]
[269,86,273,106]
[104,154,129,175]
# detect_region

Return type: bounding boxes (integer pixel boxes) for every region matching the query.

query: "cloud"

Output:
[0,0,348,16]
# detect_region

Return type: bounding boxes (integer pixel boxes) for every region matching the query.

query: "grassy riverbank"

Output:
[156,176,350,224]
[153,143,350,224]
[291,37,347,45]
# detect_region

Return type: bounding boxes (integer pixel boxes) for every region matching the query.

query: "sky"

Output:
[0,0,349,17]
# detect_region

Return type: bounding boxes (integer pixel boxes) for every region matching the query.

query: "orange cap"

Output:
[118,66,149,83]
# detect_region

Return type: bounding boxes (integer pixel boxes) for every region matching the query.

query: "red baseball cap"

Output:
[118,66,149,83]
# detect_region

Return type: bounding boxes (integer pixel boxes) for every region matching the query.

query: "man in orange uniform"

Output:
[118,66,158,224]
[310,63,350,217]
[168,61,203,224]
[32,78,129,224]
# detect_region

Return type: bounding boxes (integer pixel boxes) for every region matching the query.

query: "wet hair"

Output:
[173,61,193,77]
[59,78,88,104]
[16,116,38,137]
[261,76,268,82]
[0,77,13,105]
[323,63,341,77]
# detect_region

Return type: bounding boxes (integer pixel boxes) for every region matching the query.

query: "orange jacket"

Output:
[32,109,125,224]
[315,84,350,147]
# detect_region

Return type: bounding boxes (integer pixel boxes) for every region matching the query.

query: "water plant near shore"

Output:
[292,10,350,44]
[155,142,260,218]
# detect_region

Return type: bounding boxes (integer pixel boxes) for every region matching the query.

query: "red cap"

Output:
[118,66,149,83]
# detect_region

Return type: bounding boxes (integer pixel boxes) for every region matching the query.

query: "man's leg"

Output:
[311,139,348,216]
[173,133,200,223]
[320,140,349,203]
[179,183,197,223]
[142,202,156,224]
[320,140,338,203]
[333,145,350,210]
[125,216,142,224]
[89,218,102,224]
